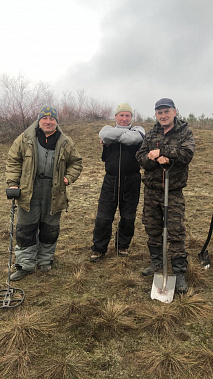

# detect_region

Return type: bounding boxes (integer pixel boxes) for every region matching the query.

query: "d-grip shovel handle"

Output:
[6,188,21,199]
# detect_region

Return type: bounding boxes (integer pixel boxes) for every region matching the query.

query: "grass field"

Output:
[0,121,212,378]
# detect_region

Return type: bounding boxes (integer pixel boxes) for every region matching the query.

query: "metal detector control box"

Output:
[6,188,21,199]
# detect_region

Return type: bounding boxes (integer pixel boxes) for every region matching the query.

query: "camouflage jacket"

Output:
[6,121,83,215]
[136,118,195,190]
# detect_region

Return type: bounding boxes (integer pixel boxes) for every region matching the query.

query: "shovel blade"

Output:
[151,273,176,303]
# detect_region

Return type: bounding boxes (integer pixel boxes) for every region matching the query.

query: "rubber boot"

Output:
[10,268,34,281]
[171,256,188,293]
[142,245,163,276]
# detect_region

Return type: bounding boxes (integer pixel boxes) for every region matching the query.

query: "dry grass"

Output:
[193,345,213,378]
[186,256,207,287]
[0,125,212,378]
[38,351,90,379]
[0,348,36,379]
[92,299,136,337]
[172,289,212,321]
[52,299,99,328]
[70,266,88,292]
[135,303,179,337]
[0,310,56,352]
[106,268,142,294]
[134,342,196,379]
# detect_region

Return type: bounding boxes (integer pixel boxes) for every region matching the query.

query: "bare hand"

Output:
[157,156,169,164]
[148,149,160,161]
[64,177,69,186]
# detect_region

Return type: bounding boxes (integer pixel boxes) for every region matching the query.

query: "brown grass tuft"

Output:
[52,299,100,327]
[135,303,179,337]
[173,289,212,321]
[193,345,213,378]
[186,257,206,287]
[92,299,136,336]
[70,266,87,292]
[38,351,90,379]
[0,348,36,379]
[107,269,141,294]
[0,310,56,352]
[134,342,196,379]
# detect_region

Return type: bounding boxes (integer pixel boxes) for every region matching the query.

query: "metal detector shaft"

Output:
[116,144,122,256]
[7,198,16,287]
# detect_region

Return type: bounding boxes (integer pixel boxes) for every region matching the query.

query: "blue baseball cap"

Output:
[155,98,176,110]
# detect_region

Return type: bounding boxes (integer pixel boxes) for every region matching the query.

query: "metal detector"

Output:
[0,188,25,309]
[151,163,176,304]
[198,215,212,269]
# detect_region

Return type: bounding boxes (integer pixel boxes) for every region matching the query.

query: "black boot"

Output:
[172,256,188,293]
[142,245,163,276]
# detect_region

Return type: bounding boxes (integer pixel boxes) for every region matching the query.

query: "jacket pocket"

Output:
[20,148,34,189]
[123,173,141,203]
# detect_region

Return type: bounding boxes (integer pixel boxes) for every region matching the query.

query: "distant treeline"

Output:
[0,74,212,142]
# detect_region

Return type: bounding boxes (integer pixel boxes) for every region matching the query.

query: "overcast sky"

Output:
[1,0,213,118]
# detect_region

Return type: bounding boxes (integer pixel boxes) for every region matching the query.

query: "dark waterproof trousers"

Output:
[92,172,141,254]
[15,176,61,271]
[143,187,187,259]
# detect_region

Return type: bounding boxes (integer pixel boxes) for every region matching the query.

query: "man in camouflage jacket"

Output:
[6,106,82,281]
[136,98,195,293]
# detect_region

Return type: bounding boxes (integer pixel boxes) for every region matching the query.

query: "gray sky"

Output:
[1,0,213,118]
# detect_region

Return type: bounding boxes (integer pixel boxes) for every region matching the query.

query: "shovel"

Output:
[151,166,176,304]
[0,188,25,309]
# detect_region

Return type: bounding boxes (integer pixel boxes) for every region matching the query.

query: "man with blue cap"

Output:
[136,98,195,293]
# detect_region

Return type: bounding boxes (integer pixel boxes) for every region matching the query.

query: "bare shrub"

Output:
[0,74,55,139]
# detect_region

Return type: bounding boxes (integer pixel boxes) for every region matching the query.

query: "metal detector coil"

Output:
[0,287,25,308]
[0,189,25,309]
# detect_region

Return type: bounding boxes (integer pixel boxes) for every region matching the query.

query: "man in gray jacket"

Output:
[90,103,145,261]
[6,106,82,281]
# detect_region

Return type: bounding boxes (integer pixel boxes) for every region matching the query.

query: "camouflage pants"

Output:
[142,187,187,258]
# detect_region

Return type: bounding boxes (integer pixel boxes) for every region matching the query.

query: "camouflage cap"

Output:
[38,106,58,122]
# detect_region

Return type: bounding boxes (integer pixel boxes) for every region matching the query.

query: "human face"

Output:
[115,111,132,126]
[39,116,57,136]
[155,107,176,131]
